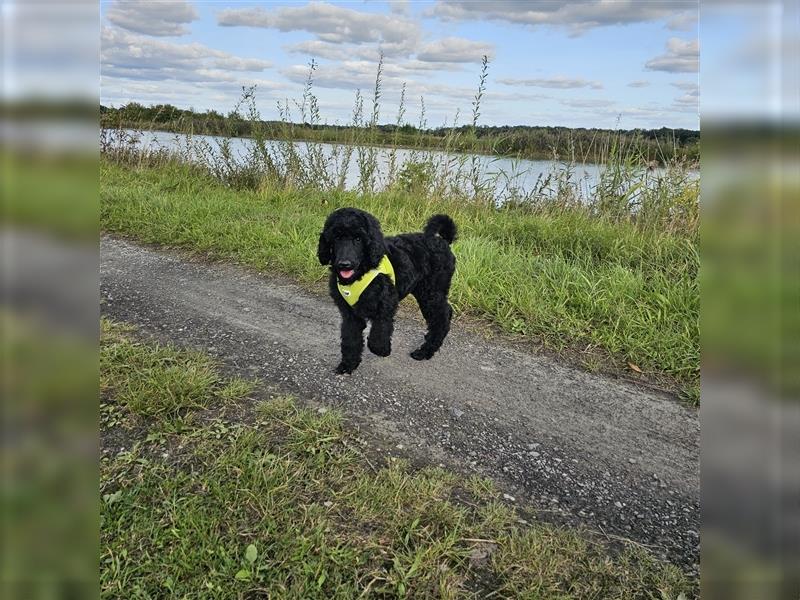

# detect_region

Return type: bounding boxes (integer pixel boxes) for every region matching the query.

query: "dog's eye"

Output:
[354,236,360,242]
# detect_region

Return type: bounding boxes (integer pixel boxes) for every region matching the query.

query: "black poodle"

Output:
[317,208,457,374]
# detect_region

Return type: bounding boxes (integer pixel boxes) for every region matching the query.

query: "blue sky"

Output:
[100,1,700,130]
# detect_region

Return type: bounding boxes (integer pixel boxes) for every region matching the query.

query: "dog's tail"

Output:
[423,214,457,245]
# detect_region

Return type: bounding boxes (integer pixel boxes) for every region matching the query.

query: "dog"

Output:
[317,208,457,374]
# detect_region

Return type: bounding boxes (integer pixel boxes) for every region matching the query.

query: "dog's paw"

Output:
[335,361,358,374]
[410,347,433,361]
[368,339,391,357]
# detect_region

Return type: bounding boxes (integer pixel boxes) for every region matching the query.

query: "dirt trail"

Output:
[100,235,699,572]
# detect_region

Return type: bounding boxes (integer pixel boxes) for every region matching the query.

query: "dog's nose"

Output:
[336,261,353,269]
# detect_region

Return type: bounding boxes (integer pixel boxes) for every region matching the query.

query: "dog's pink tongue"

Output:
[339,269,354,279]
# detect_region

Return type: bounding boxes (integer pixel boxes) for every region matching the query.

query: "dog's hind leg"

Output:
[336,312,366,374]
[410,293,452,360]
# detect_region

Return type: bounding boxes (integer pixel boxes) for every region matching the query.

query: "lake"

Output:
[117,129,693,203]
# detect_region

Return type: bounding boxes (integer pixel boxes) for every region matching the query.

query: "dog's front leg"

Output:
[367,286,398,357]
[367,318,394,357]
[336,311,366,374]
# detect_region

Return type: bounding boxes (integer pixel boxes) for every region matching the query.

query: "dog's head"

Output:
[317,208,386,284]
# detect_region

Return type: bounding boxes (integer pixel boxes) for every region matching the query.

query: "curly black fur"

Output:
[318,207,457,374]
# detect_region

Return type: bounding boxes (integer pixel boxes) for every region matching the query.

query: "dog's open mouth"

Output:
[338,269,355,279]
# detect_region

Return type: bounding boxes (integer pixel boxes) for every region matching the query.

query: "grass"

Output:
[100,158,699,401]
[100,319,693,598]
[100,320,254,419]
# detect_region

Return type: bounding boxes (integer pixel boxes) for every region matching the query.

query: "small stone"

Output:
[502,493,516,502]
[615,501,623,509]
[468,542,497,567]
[628,458,637,464]
[323,501,333,508]
[396,444,404,450]
[450,407,464,418]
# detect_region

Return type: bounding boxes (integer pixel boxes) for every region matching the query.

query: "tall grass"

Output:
[100,58,698,238]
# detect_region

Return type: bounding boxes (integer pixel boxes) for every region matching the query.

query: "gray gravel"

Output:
[100,235,699,573]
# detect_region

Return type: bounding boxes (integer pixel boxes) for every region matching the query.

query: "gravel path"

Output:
[100,235,699,572]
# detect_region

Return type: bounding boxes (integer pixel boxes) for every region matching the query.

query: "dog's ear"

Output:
[317,228,332,265]
[363,213,386,267]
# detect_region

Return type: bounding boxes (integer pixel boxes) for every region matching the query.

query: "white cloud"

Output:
[284,61,396,89]
[561,98,615,108]
[627,80,651,88]
[286,40,378,62]
[589,103,699,128]
[484,91,551,103]
[673,94,698,109]
[427,1,698,35]
[390,0,410,16]
[497,76,603,90]
[670,81,698,112]
[645,37,699,73]
[276,60,486,126]
[671,81,699,92]
[416,37,494,63]
[279,60,491,112]
[667,10,698,32]
[285,36,491,68]
[100,24,283,112]
[106,0,199,37]
[395,60,464,73]
[217,2,421,56]
[101,77,288,113]
[280,58,471,95]
[102,26,272,81]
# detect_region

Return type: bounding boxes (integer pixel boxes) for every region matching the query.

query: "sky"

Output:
[100,1,701,130]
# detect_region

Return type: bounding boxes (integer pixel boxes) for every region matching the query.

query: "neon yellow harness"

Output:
[337,255,395,307]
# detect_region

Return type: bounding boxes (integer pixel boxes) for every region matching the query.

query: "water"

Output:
[120,129,610,201]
